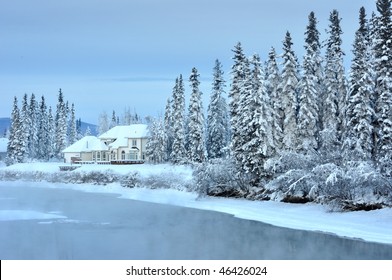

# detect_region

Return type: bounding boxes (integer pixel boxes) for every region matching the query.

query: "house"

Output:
[62,124,149,164]
[0,138,8,161]
[62,136,108,164]
[99,124,148,162]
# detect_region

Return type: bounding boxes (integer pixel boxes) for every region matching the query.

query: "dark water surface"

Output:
[0,184,391,260]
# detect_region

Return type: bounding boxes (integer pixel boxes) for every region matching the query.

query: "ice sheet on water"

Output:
[0,210,67,221]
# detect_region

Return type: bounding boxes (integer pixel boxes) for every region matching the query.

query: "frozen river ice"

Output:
[0,183,392,260]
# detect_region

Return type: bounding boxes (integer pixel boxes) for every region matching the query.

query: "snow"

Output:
[0,162,391,245]
[62,136,107,153]
[98,124,148,149]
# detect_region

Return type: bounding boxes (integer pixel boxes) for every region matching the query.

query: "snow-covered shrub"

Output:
[194,158,251,198]
[120,171,140,188]
[265,169,315,203]
[313,161,392,210]
[74,170,119,185]
[0,170,22,181]
[264,152,317,175]
[141,172,191,191]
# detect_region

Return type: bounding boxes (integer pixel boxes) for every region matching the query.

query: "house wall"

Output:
[64,152,80,164]
[81,152,93,162]
[127,138,148,160]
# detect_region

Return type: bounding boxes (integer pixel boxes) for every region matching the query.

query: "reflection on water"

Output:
[0,185,391,260]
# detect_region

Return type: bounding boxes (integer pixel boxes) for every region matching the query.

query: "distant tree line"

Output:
[97,108,142,136]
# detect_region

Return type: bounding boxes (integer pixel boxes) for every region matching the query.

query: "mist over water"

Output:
[0,184,391,260]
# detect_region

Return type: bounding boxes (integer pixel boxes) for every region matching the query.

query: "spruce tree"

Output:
[109,110,117,129]
[68,103,77,145]
[55,89,68,158]
[28,93,38,159]
[322,10,347,158]
[146,117,167,164]
[19,94,30,161]
[6,97,21,164]
[170,75,187,164]
[37,96,48,160]
[229,42,248,164]
[374,0,392,174]
[297,13,321,153]
[207,59,228,159]
[265,47,283,154]
[343,7,375,161]
[47,107,56,159]
[187,67,206,163]
[279,32,299,151]
[164,98,173,161]
[241,54,273,178]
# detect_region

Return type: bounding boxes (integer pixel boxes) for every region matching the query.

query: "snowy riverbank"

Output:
[0,162,391,245]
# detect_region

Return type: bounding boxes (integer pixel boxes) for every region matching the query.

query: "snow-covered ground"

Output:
[0,162,391,245]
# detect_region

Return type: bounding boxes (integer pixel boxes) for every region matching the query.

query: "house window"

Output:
[130,152,138,160]
[132,139,137,146]
[97,152,101,161]
[111,151,116,160]
[121,151,126,160]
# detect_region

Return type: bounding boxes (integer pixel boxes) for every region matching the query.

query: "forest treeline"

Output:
[146,1,392,210]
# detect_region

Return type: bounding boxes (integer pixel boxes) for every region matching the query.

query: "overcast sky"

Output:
[0,0,375,124]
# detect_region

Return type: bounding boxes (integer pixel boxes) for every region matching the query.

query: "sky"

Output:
[0,0,376,124]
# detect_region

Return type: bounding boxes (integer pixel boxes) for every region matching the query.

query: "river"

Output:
[0,184,391,259]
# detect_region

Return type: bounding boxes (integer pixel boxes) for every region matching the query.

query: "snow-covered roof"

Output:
[0,138,8,153]
[99,124,149,139]
[62,136,108,153]
[99,124,148,149]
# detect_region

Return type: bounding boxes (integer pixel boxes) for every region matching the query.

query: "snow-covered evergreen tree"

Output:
[19,93,30,161]
[37,96,48,160]
[322,10,347,157]
[27,93,39,159]
[297,13,321,153]
[374,0,392,174]
[343,7,375,161]
[109,110,117,129]
[76,118,83,140]
[47,107,56,159]
[279,32,299,151]
[68,103,77,145]
[187,67,206,163]
[6,97,22,164]
[207,59,228,159]
[240,54,273,178]
[55,89,68,158]
[146,117,167,164]
[170,75,187,164]
[85,126,92,136]
[164,98,173,161]
[229,42,249,164]
[265,47,283,154]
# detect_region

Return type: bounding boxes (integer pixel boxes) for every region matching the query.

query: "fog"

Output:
[1,184,391,260]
